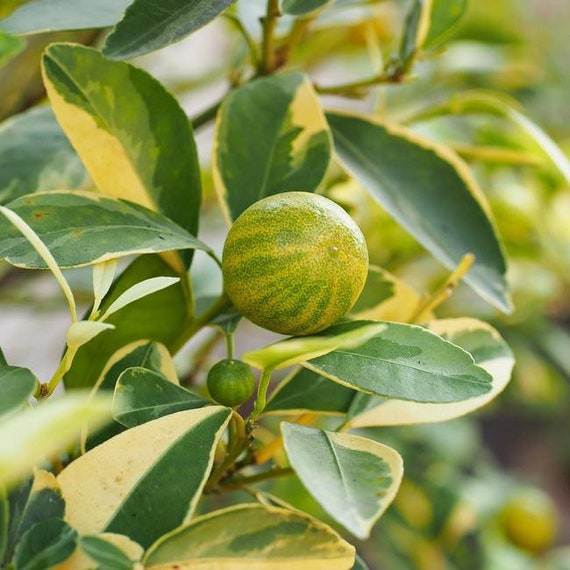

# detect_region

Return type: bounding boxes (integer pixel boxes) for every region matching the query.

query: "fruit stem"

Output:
[249,367,273,420]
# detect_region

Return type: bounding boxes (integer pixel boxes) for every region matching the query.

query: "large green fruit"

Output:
[221,192,369,336]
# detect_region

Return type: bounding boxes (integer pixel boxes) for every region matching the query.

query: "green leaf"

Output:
[64,256,189,390]
[399,0,428,66]
[79,535,137,570]
[113,367,208,428]
[99,276,180,321]
[242,322,386,371]
[282,0,333,16]
[350,265,427,323]
[0,348,6,365]
[13,519,77,570]
[346,318,514,428]
[42,43,202,264]
[11,470,65,549]
[416,91,570,185]
[0,106,86,205]
[213,71,332,221]
[83,341,180,451]
[304,320,493,403]
[0,0,132,34]
[424,0,467,48]
[104,0,237,60]
[0,393,111,489]
[265,367,354,415]
[282,423,403,539]
[326,111,511,313]
[0,486,7,564]
[143,503,356,569]
[58,407,231,549]
[0,365,38,418]
[0,29,24,65]
[0,191,213,269]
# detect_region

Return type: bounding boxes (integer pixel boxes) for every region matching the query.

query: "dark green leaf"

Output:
[84,342,179,450]
[327,111,511,313]
[0,348,6,365]
[64,255,189,390]
[0,0,132,34]
[113,367,208,428]
[80,535,135,570]
[0,365,38,418]
[214,71,331,220]
[12,519,77,570]
[304,320,493,403]
[265,367,354,415]
[0,106,86,205]
[104,0,238,60]
[13,472,65,548]
[0,191,213,269]
[282,0,333,16]
[399,0,423,65]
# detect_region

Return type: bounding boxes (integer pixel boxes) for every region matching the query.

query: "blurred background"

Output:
[0,0,568,568]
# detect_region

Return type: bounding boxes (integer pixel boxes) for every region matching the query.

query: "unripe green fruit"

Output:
[222,192,369,336]
[207,359,256,407]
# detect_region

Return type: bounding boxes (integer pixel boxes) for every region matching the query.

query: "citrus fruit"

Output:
[207,359,256,407]
[221,192,369,336]
[499,488,558,552]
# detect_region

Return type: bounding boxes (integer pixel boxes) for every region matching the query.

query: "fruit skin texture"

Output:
[222,192,369,336]
[207,359,256,407]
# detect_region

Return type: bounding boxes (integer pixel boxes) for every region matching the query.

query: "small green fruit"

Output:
[207,359,256,407]
[222,192,369,336]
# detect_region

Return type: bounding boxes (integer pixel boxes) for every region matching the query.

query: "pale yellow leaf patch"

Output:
[58,407,229,536]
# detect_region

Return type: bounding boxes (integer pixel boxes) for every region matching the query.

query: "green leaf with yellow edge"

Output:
[304,320,492,403]
[350,265,433,323]
[143,503,356,569]
[0,106,87,205]
[412,90,570,185]
[104,0,237,60]
[113,367,208,428]
[327,111,511,314]
[13,518,77,570]
[42,43,201,266]
[0,393,111,489]
[282,423,403,539]
[265,367,354,415]
[57,407,231,549]
[0,365,38,418]
[0,191,212,269]
[213,71,332,221]
[79,535,139,570]
[64,256,189,390]
[282,0,333,16]
[345,318,514,428]
[242,322,386,371]
[82,341,181,450]
[0,0,131,34]
[58,532,144,570]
